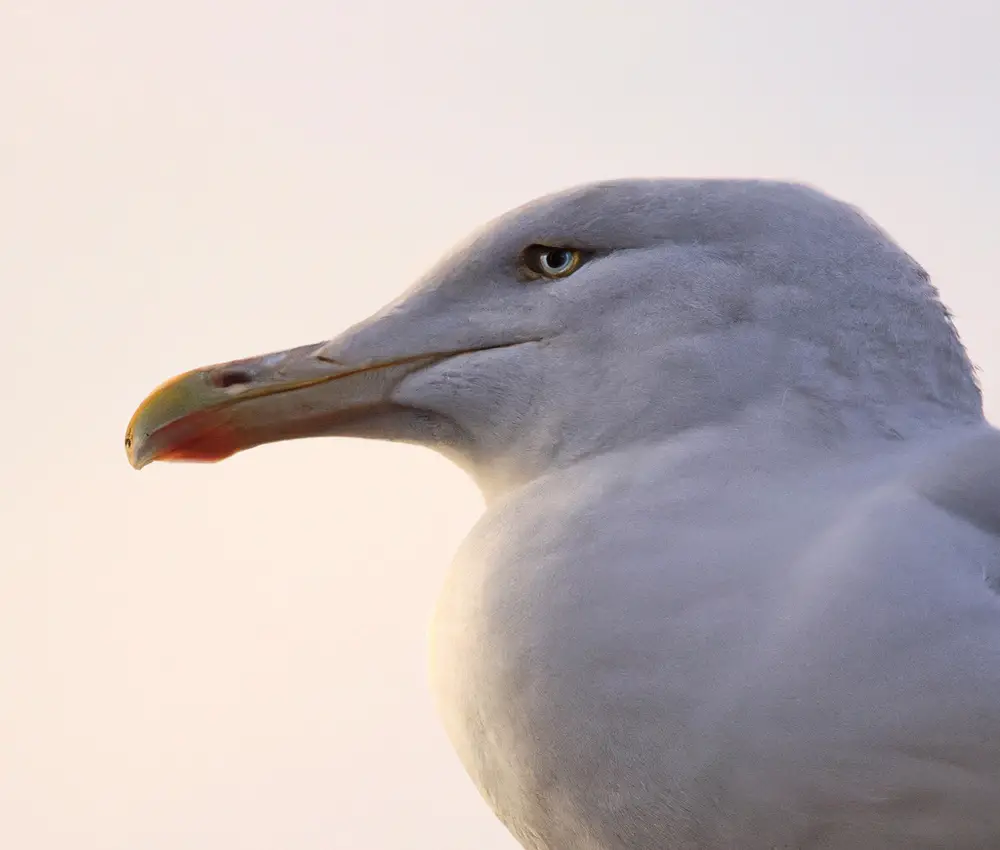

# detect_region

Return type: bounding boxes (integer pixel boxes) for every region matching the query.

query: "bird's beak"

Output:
[125,342,447,470]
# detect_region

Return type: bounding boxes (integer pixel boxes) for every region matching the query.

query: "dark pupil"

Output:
[545,249,571,270]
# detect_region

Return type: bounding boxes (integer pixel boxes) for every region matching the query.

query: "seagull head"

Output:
[126,179,981,493]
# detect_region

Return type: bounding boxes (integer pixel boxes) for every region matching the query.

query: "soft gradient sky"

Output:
[2,2,999,848]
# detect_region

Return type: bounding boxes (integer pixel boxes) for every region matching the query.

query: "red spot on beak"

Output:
[152,416,243,464]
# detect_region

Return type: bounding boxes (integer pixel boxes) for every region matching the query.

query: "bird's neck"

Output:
[464,385,983,503]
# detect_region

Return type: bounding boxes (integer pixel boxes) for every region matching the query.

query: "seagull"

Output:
[126,179,1000,849]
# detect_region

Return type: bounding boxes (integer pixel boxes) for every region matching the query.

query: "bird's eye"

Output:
[521,245,584,279]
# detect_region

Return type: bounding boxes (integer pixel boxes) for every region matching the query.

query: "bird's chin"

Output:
[317,403,471,452]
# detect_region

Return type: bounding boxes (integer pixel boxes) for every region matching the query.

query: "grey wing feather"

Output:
[910,426,1000,591]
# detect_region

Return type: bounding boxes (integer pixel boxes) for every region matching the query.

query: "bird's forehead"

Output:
[456,178,851,261]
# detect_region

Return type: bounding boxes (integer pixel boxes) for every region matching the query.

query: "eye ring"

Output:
[521,245,584,279]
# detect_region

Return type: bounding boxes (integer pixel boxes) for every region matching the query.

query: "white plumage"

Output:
[129,180,1000,849]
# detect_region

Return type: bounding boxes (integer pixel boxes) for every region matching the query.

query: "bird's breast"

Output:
[428,456,1000,849]
[429,477,787,848]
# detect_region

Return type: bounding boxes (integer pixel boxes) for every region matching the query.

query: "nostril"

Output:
[213,368,254,389]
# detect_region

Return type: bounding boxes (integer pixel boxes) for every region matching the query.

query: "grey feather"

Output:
[912,429,1000,539]
[256,179,1000,848]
